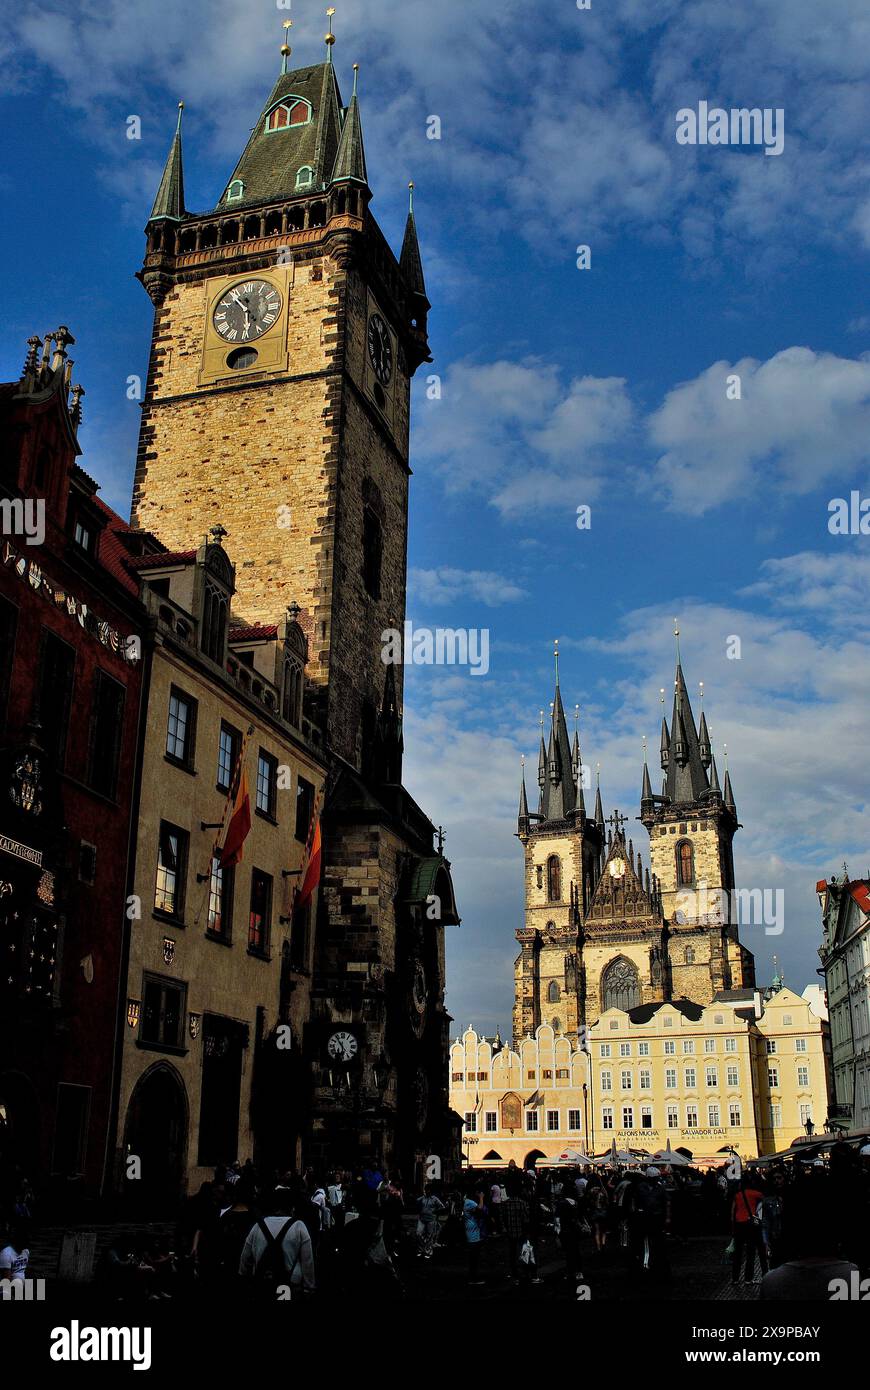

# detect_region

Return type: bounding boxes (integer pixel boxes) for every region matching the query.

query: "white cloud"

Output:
[409,567,527,607]
[648,347,870,515]
[412,358,633,518]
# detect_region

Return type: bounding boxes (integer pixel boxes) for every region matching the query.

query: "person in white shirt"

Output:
[238,1196,315,1295]
[0,1227,30,1289]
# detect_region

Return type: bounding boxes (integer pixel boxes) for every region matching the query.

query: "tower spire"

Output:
[517,756,530,835]
[281,19,292,75]
[324,7,336,62]
[149,102,186,223]
[641,736,655,826]
[331,63,368,186]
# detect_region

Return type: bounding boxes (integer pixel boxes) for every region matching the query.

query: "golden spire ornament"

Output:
[325,7,336,60]
[281,19,292,74]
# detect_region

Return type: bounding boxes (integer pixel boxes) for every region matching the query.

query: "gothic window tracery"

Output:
[548,980,560,1003]
[602,956,641,1012]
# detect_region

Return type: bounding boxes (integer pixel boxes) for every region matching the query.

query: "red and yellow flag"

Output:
[295,802,321,911]
[219,767,251,869]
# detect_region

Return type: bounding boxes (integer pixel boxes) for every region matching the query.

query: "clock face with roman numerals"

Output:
[367,312,393,385]
[213,280,282,343]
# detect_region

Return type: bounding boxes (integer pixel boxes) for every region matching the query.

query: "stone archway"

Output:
[123,1063,188,1211]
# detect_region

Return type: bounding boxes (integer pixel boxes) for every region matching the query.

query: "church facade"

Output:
[449,647,832,1166]
[514,651,755,1045]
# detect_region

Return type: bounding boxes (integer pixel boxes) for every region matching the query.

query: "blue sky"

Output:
[3,1,869,1036]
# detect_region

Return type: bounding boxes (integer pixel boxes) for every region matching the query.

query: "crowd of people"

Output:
[2,1139,869,1300]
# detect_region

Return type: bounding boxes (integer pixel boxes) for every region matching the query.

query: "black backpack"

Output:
[254,1218,295,1290]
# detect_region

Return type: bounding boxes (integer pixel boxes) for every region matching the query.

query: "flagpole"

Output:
[193,722,255,925]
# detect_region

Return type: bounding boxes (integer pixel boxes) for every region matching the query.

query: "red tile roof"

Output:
[92,497,144,596]
[130,549,197,570]
[229,623,278,643]
[849,881,870,915]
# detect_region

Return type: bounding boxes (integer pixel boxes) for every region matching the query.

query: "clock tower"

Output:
[132,37,459,1181]
[132,49,430,769]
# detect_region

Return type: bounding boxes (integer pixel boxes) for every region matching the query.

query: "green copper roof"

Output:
[400,211,427,298]
[330,91,368,186]
[215,62,344,210]
[150,106,185,222]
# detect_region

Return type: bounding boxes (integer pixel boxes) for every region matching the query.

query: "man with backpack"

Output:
[238,1191,315,1299]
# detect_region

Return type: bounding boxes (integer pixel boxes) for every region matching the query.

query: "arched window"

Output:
[548,981,560,1004]
[602,956,641,1012]
[295,165,315,191]
[265,99,310,132]
[226,179,245,203]
[201,577,228,665]
[677,840,694,886]
[551,1017,561,1033]
[546,855,561,902]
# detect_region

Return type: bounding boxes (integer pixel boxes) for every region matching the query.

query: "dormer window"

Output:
[226,179,245,203]
[295,165,315,191]
[74,519,93,554]
[265,99,311,133]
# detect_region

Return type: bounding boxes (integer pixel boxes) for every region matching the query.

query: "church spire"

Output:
[640,737,655,827]
[664,624,709,806]
[517,757,530,836]
[331,65,368,186]
[594,765,605,831]
[400,182,428,299]
[149,102,186,222]
[723,747,737,815]
[540,643,578,823]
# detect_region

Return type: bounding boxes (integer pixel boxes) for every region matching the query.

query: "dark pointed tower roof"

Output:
[216,60,343,209]
[723,767,736,814]
[698,708,712,768]
[664,656,709,806]
[400,189,428,300]
[331,66,368,185]
[540,646,578,823]
[149,103,185,222]
[517,760,530,835]
[708,751,721,795]
[594,774,605,830]
[640,755,655,827]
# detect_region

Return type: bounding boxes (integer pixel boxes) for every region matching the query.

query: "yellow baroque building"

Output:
[450,991,830,1168]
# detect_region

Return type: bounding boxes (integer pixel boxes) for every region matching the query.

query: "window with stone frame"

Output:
[546,855,562,901]
[676,839,695,886]
[548,980,561,1003]
[201,576,229,665]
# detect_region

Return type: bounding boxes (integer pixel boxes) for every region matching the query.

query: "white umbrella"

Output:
[557,1148,588,1165]
[652,1140,691,1167]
